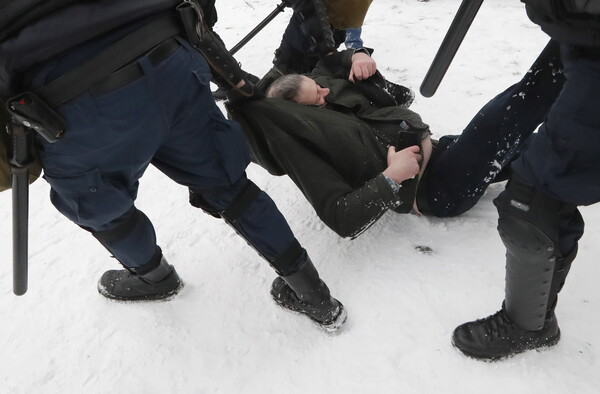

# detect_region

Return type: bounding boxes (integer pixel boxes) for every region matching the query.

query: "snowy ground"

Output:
[1,1,599,393]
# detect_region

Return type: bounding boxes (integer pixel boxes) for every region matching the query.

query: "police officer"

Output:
[0,0,346,331]
[452,0,600,359]
[273,0,372,74]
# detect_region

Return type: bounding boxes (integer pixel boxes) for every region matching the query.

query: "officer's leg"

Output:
[272,1,344,74]
[461,178,580,356]
[273,10,319,74]
[32,38,189,301]
[452,44,600,359]
[451,177,582,359]
[421,40,564,217]
[189,176,347,331]
[148,40,346,330]
[498,180,581,331]
[43,166,183,301]
[40,135,184,301]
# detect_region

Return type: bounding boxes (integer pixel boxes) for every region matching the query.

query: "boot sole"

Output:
[97,281,184,302]
[451,329,561,361]
[272,296,348,333]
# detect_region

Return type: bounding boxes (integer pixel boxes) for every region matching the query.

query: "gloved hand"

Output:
[224,77,265,105]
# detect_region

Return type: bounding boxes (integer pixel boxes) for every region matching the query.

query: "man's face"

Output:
[294,76,330,106]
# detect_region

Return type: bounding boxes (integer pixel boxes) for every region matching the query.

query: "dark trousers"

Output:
[34,37,300,272]
[511,43,600,255]
[423,40,565,217]
[274,6,346,74]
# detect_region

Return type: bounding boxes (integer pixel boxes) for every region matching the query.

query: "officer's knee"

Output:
[189,180,261,222]
[493,176,574,254]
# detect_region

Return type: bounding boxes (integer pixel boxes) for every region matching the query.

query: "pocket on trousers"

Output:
[547,112,600,153]
[192,60,212,86]
[44,168,133,226]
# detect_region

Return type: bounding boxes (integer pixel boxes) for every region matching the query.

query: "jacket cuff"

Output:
[341,47,375,68]
[374,173,403,208]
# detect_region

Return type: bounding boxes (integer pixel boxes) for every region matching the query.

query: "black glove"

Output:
[225,79,264,105]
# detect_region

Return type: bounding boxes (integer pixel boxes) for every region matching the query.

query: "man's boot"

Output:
[271,257,347,332]
[452,177,580,360]
[98,256,183,301]
[452,305,561,360]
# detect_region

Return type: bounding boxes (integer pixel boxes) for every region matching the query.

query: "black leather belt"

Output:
[89,37,181,97]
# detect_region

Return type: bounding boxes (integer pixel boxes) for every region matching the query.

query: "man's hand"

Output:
[349,52,377,82]
[382,145,421,184]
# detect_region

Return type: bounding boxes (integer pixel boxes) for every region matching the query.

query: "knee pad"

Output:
[494,176,578,330]
[190,181,303,272]
[189,180,261,222]
[495,177,565,245]
[219,181,261,223]
[189,188,222,218]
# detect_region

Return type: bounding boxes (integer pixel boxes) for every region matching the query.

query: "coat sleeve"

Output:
[268,132,404,238]
[310,49,364,79]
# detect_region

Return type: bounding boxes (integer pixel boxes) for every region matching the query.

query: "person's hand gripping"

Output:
[382,145,422,183]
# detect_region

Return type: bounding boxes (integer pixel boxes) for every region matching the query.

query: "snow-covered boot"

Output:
[271,257,347,332]
[98,256,183,301]
[452,178,579,360]
[452,306,560,360]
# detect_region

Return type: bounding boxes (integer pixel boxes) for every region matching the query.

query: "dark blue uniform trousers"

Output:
[35,38,301,273]
[424,41,566,218]
[511,43,600,255]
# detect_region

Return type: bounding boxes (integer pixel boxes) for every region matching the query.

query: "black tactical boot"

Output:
[98,257,183,301]
[452,307,560,360]
[271,257,347,332]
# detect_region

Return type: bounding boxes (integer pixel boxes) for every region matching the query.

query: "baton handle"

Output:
[10,124,30,296]
[420,0,484,97]
[230,1,290,55]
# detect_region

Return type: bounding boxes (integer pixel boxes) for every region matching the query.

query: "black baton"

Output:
[9,122,31,296]
[230,1,291,55]
[420,0,484,97]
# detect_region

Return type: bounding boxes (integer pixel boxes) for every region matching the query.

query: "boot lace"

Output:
[480,310,517,340]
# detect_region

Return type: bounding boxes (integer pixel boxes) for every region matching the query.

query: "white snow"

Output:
[1,0,599,393]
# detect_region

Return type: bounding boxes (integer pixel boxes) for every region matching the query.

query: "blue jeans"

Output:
[344,27,364,49]
[423,40,565,217]
[34,36,300,273]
